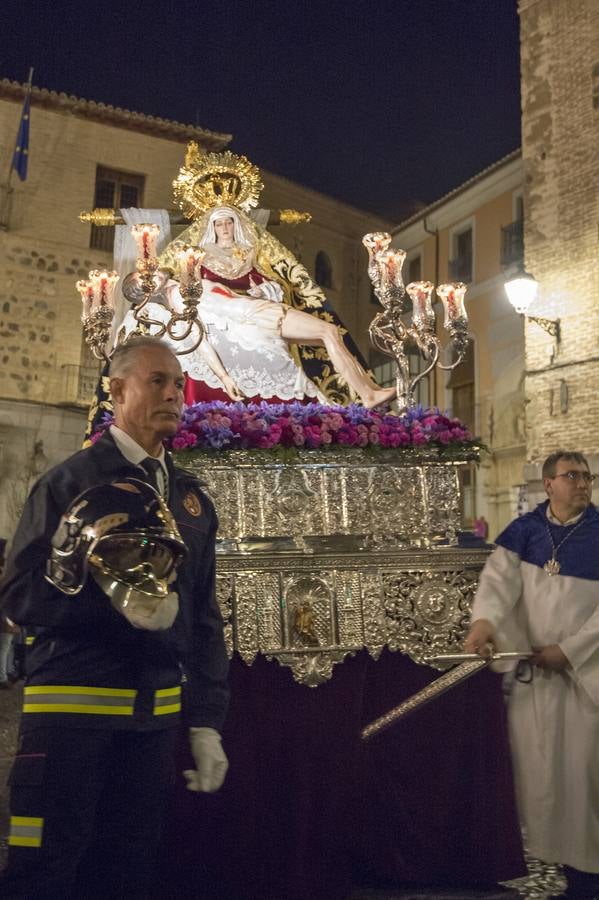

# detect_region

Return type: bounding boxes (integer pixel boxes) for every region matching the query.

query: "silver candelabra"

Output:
[363,232,470,412]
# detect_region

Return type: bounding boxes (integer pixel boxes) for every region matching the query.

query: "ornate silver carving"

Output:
[216,546,489,686]
[185,448,473,549]
[193,448,486,685]
[215,574,234,657]
[266,649,354,688]
[382,568,478,665]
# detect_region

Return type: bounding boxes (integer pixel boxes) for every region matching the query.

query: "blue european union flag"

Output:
[12,93,31,182]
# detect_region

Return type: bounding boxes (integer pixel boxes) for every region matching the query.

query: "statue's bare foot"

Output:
[362,386,396,409]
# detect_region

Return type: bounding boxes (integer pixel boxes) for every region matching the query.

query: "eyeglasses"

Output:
[551,471,595,484]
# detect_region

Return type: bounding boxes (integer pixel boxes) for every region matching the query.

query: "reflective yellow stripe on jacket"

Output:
[9,815,44,848]
[153,685,182,716]
[23,684,182,716]
[23,685,136,715]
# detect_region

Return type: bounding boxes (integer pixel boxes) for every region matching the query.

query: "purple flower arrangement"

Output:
[93,402,477,455]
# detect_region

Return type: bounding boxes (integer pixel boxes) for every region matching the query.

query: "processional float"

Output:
[76,144,494,706]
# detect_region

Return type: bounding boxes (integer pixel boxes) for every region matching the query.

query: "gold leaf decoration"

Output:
[172,144,264,218]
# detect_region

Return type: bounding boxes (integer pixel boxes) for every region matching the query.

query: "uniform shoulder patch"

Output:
[183,491,202,517]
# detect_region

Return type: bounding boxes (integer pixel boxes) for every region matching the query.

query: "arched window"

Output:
[314,251,333,289]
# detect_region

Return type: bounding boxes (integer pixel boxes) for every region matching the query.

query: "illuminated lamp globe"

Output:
[504,271,538,315]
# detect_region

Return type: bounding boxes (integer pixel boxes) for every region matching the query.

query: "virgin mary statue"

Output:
[109,146,395,412]
[154,202,395,408]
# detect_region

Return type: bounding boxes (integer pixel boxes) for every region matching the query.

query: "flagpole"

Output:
[1,67,34,229]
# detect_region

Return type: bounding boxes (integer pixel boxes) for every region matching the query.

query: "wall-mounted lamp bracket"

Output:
[526,314,561,343]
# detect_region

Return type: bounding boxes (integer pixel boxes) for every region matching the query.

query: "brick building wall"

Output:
[519,0,599,479]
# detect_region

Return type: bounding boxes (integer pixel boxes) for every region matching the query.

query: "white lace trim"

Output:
[119,305,321,401]
[184,357,319,400]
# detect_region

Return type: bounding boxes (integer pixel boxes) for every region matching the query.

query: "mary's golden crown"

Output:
[172,143,264,220]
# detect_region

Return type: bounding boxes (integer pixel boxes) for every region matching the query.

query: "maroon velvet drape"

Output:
[353,649,526,890]
[159,650,525,900]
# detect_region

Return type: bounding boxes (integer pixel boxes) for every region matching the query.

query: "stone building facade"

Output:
[519,0,599,502]
[0,78,386,540]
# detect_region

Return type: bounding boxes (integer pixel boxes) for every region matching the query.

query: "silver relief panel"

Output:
[184,449,470,546]
[215,548,489,686]
[186,449,484,685]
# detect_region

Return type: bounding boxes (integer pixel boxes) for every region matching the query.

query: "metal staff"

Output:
[361,651,532,741]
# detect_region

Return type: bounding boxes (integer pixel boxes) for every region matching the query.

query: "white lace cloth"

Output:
[121,284,323,402]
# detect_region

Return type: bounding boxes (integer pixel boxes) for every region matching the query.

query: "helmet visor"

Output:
[93,533,182,595]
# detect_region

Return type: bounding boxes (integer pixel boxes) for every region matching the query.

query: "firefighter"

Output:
[0,336,229,899]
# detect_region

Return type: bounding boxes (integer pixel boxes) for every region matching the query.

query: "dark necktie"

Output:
[140,457,162,495]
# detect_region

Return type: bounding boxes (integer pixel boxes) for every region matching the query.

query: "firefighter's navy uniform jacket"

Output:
[0,430,229,898]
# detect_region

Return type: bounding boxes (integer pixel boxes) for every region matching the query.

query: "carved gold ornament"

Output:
[172,143,264,219]
[279,209,312,226]
[79,208,123,227]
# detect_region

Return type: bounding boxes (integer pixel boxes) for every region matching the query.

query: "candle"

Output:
[88,269,119,311]
[175,245,205,289]
[436,282,468,328]
[378,249,406,292]
[362,231,392,257]
[76,279,94,320]
[131,223,160,261]
[406,281,435,330]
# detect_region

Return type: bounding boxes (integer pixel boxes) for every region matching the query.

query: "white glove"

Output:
[92,570,180,631]
[184,727,229,793]
[120,590,179,631]
[248,277,284,303]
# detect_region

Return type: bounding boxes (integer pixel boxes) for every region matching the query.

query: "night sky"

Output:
[3,0,521,220]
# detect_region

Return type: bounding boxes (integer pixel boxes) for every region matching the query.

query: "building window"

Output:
[408,347,429,407]
[79,335,102,403]
[314,251,333,289]
[89,166,145,252]
[447,341,476,527]
[513,191,524,223]
[592,61,599,110]
[407,253,422,284]
[449,226,473,283]
[458,464,477,529]
[369,346,430,407]
[447,340,475,432]
[369,348,395,388]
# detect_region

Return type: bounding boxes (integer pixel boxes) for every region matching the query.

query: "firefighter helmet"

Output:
[46,478,187,598]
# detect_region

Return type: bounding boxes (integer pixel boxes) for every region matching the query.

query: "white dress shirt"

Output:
[109,425,168,498]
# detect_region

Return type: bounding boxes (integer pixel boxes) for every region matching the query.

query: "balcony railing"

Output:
[448,254,472,283]
[500,219,524,268]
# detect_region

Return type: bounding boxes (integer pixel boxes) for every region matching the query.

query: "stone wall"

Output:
[0,231,106,405]
[0,399,88,538]
[519,0,599,461]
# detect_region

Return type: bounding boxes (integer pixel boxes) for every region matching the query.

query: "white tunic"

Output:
[472,546,599,871]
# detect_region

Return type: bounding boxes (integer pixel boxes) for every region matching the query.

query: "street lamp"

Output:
[504,270,560,343]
